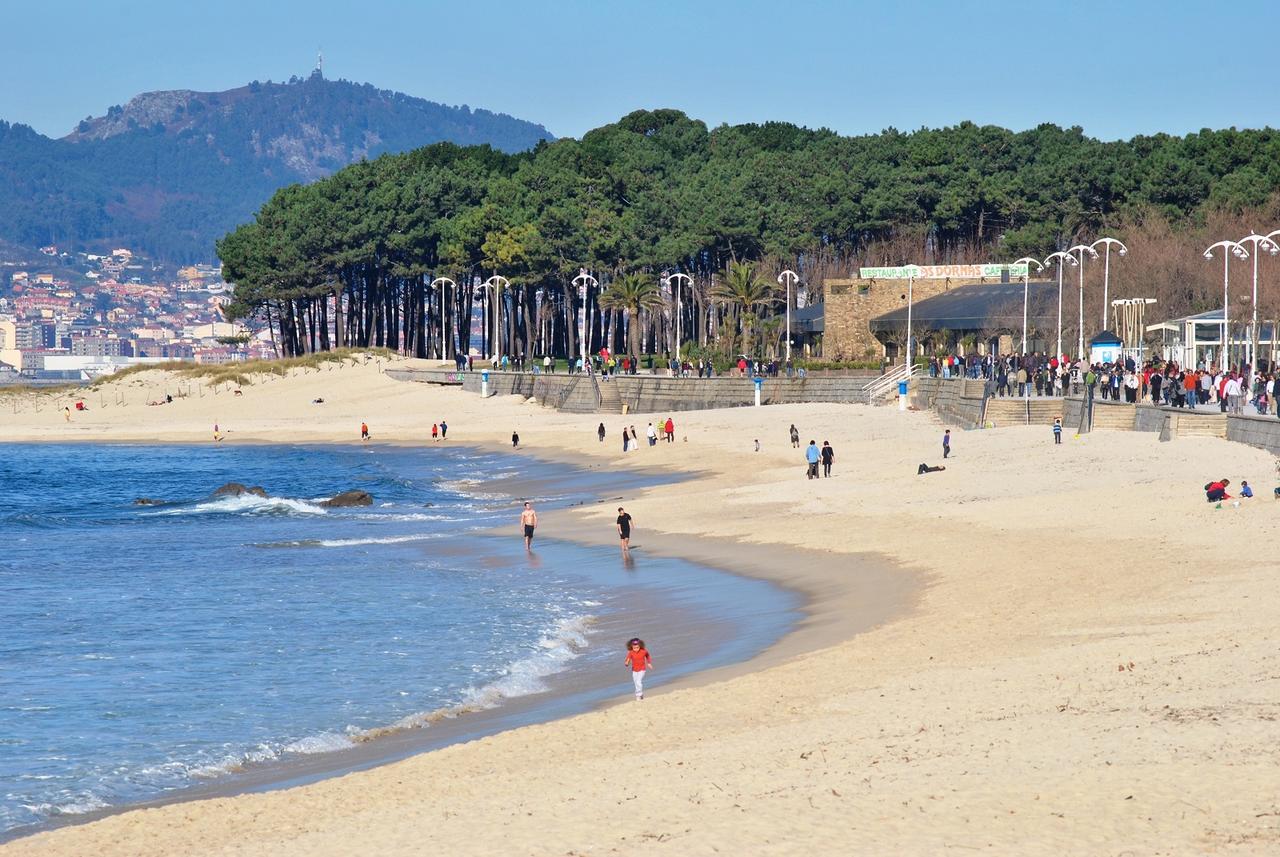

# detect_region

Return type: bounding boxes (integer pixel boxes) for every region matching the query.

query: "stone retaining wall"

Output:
[1226,414,1280,455]
[910,377,986,429]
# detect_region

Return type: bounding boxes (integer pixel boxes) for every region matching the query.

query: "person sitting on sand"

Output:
[1240,481,1253,498]
[918,463,946,475]
[1205,479,1231,502]
[312,397,325,404]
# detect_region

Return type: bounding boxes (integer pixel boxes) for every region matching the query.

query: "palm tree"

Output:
[711,262,779,355]
[599,273,665,358]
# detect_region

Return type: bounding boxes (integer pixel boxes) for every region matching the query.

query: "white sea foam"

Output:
[282,732,356,755]
[23,793,109,818]
[150,494,329,517]
[355,614,595,741]
[316,534,441,548]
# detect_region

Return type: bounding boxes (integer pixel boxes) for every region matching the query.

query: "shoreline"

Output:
[1,441,911,846]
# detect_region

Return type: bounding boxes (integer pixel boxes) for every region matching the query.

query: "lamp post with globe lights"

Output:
[1235,233,1280,375]
[571,269,597,371]
[1090,238,1128,330]
[1203,241,1249,369]
[777,269,799,364]
[1042,251,1078,362]
[429,277,455,360]
[664,272,691,366]
[478,275,509,363]
[1067,244,1099,360]
[1012,257,1045,357]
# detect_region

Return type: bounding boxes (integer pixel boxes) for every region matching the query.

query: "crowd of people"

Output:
[930,351,1280,417]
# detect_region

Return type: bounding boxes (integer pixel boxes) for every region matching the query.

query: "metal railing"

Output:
[861,363,912,404]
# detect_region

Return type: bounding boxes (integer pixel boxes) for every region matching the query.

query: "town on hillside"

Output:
[0,247,273,385]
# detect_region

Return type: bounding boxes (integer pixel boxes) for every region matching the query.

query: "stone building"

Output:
[821,276,993,360]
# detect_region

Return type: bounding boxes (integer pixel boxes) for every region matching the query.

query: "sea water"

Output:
[0,443,795,835]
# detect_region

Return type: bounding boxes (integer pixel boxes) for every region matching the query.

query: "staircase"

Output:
[1176,412,1228,438]
[1089,402,1137,431]
[981,397,1064,427]
[597,376,623,414]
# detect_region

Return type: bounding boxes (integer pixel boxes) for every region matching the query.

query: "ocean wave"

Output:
[21,792,109,819]
[352,614,594,741]
[148,494,330,517]
[251,533,443,549]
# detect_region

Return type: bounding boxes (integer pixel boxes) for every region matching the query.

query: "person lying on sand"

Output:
[917,463,946,475]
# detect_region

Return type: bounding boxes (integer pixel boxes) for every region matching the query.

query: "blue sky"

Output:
[3,0,1275,141]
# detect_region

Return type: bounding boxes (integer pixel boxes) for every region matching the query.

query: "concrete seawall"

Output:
[1059,395,1280,456]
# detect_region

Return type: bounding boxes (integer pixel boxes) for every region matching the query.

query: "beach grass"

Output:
[89,349,399,389]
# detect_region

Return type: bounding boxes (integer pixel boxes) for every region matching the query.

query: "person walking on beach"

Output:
[630,425,639,450]
[646,422,658,447]
[213,423,223,442]
[598,422,606,443]
[624,638,651,700]
[361,422,369,442]
[1053,418,1062,445]
[664,417,675,442]
[440,420,447,440]
[616,506,632,553]
[805,440,820,479]
[942,429,951,459]
[520,502,538,549]
[820,441,834,478]
[789,424,800,448]
[431,423,439,442]
[512,430,520,448]
[622,426,630,453]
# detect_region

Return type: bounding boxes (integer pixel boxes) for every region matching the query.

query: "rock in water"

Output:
[212,482,269,498]
[321,490,374,508]
[133,498,163,506]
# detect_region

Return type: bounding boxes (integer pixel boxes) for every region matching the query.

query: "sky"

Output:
[2,0,1276,142]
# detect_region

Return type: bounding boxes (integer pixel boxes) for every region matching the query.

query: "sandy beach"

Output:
[3,357,1279,855]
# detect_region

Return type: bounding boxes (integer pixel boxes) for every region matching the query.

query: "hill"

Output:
[0,72,552,262]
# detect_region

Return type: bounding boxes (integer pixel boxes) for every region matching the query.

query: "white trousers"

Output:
[631,670,646,698]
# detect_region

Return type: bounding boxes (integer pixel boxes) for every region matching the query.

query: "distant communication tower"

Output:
[316,49,324,78]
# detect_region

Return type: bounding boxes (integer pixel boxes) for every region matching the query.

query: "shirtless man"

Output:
[520,502,538,550]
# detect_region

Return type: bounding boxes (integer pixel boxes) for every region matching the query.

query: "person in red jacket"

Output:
[624,638,652,700]
[1205,479,1231,502]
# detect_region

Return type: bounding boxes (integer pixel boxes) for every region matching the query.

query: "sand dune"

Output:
[3,358,1278,855]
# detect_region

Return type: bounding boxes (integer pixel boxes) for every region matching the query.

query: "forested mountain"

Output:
[0,72,552,261]
[217,109,1280,361]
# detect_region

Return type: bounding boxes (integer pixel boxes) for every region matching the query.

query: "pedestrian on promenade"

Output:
[942,429,951,459]
[624,638,652,700]
[805,440,820,479]
[820,441,834,477]
[520,501,537,549]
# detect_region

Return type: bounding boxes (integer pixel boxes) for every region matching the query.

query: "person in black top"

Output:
[597,422,606,442]
[820,441,834,477]
[616,507,632,553]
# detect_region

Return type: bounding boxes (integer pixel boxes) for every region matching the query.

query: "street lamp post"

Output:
[1067,244,1099,360]
[1235,233,1279,375]
[777,269,799,364]
[1013,257,1045,357]
[1089,238,1128,330]
[1203,241,1249,369]
[1043,251,1078,362]
[665,272,691,366]
[429,277,455,360]
[571,269,597,372]
[480,275,509,363]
